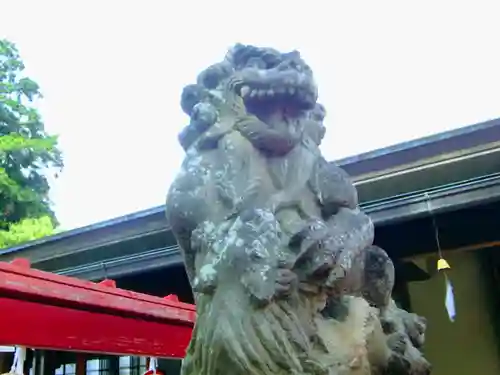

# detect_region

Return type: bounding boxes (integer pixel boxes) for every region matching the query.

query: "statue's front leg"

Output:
[237,209,298,305]
[194,207,295,306]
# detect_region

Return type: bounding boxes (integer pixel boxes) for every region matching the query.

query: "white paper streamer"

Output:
[10,346,26,375]
[445,277,456,322]
[148,357,158,374]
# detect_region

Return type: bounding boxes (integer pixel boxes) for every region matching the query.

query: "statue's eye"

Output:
[262,53,280,69]
[246,57,266,69]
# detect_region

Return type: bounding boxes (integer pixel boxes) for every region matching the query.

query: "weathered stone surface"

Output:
[166,44,431,375]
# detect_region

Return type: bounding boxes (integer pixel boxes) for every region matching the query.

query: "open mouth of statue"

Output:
[234,67,318,116]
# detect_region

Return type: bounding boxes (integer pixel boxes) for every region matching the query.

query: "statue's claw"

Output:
[275,268,297,297]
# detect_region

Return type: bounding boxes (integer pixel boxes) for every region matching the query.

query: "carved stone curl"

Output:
[167,44,431,375]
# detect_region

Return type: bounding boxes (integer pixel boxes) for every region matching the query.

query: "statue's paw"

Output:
[386,353,411,375]
[403,313,427,348]
[192,265,218,295]
[380,316,397,334]
[242,267,282,306]
[387,332,408,354]
[275,268,297,297]
[243,267,297,305]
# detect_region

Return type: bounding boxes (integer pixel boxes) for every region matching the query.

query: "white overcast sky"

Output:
[1,1,499,230]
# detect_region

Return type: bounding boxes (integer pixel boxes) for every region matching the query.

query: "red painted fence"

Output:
[0,259,195,358]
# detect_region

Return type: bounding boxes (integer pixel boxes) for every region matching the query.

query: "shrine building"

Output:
[1,117,500,375]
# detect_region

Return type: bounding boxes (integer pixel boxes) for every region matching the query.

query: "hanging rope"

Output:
[424,192,455,322]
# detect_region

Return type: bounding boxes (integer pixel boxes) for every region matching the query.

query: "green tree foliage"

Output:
[0,216,55,248]
[0,39,63,245]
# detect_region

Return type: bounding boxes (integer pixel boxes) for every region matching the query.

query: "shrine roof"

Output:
[337,117,500,178]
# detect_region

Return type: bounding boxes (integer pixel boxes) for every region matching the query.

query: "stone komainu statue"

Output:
[166,44,431,375]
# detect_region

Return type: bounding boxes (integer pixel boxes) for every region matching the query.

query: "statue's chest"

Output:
[267,139,318,190]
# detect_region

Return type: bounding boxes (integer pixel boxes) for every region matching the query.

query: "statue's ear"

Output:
[303,120,326,146]
[317,123,326,145]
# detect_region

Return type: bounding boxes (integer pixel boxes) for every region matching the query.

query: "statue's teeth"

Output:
[240,85,250,97]
[288,87,296,95]
[258,89,266,97]
[267,89,274,96]
[250,90,258,98]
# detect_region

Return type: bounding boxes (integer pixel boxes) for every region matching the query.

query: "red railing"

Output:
[0,258,195,358]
